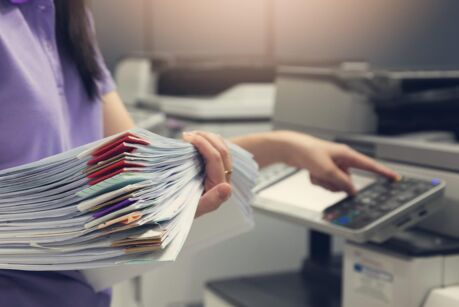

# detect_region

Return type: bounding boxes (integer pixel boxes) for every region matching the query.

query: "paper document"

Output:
[0,128,259,273]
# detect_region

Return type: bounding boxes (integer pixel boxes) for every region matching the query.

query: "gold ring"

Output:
[224,169,233,175]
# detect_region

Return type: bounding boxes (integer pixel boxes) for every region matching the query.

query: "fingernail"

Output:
[182,131,193,139]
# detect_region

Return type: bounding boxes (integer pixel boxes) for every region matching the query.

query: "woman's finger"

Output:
[193,131,232,182]
[320,166,356,195]
[195,183,232,218]
[310,175,340,192]
[344,149,399,180]
[331,169,356,195]
[183,132,226,186]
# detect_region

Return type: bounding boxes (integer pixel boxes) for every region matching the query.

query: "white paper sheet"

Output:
[0,128,258,278]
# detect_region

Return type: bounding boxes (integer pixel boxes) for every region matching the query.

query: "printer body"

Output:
[273,64,459,307]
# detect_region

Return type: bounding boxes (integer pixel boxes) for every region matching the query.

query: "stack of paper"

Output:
[0,128,258,270]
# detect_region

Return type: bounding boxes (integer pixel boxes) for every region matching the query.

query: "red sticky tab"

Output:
[89,168,126,185]
[88,143,136,165]
[92,133,149,157]
[87,159,143,179]
[92,132,133,156]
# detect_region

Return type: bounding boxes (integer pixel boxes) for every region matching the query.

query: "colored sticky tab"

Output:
[88,192,135,212]
[92,199,136,219]
[77,173,152,198]
[76,181,150,212]
[431,178,441,186]
[92,133,149,157]
[86,159,143,179]
[88,143,136,165]
[124,245,162,254]
[83,153,126,175]
[89,168,133,186]
[96,211,143,230]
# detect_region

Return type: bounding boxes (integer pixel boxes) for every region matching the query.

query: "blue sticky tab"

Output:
[431,178,441,186]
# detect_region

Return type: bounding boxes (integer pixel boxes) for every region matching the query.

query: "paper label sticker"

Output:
[351,249,394,306]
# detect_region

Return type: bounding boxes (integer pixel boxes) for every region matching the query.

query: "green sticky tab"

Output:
[77,173,152,199]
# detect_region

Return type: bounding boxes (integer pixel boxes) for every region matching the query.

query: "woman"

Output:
[0,0,397,306]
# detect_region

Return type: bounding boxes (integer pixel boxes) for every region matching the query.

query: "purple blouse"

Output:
[0,0,115,306]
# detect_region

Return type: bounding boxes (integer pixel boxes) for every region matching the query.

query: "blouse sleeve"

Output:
[95,48,117,97]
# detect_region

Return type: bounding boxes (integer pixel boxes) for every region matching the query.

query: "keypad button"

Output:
[396,192,415,202]
[333,215,351,225]
[379,201,399,211]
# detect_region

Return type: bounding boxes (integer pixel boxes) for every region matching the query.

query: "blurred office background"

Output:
[87,1,459,306]
[91,0,459,71]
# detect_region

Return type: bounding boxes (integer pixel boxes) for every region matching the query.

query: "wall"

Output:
[90,0,145,69]
[150,0,267,57]
[273,0,459,68]
[91,0,459,71]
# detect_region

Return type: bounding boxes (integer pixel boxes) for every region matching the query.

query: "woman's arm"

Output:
[232,130,399,195]
[102,91,135,136]
[230,131,290,168]
[101,93,396,212]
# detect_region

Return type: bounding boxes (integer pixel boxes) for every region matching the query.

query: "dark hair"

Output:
[54,0,103,99]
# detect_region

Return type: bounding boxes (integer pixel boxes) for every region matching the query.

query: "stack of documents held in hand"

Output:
[0,128,258,270]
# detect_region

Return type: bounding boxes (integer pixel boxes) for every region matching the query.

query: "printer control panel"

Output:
[323,176,442,230]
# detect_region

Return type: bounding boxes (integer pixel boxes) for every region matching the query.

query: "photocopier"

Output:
[269,63,459,307]
[202,63,459,307]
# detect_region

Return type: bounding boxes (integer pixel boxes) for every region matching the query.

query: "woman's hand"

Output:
[232,130,398,195]
[280,131,399,195]
[183,131,232,218]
